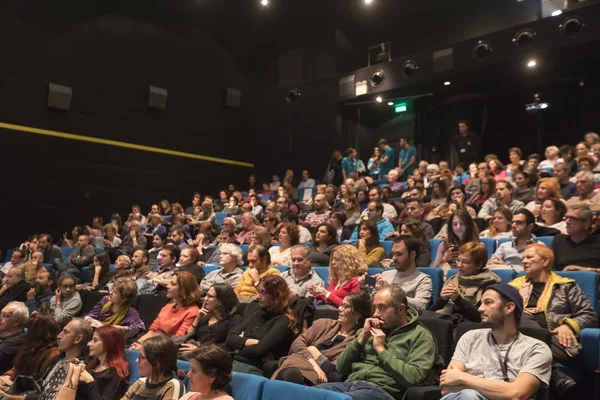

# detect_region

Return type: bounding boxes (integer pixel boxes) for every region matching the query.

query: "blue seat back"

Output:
[227,373,269,400]
[263,380,351,400]
[61,247,74,260]
[536,236,554,247]
[313,266,329,285]
[94,248,104,254]
[4,249,14,263]
[42,263,53,272]
[275,266,290,274]
[367,268,384,276]
[239,244,250,253]
[417,267,443,303]
[215,212,229,226]
[447,268,516,284]
[125,349,140,386]
[298,187,316,202]
[429,239,442,263]
[479,238,496,259]
[497,237,512,247]
[202,265,221,275]
[381,241,393,258]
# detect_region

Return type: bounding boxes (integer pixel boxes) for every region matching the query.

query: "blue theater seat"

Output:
[298,187,316,202]
[60,247,74,260]
[263,380,351,400]
[479,238,496,259]
[3,249,14,262]
[202,265,220,275]
[239,244,250,253]
[313,267,329,284]
[428,239,442,263]
[215,212,229,226]
[381,241,393,257]
[227,373,269,400]
[417,267,443,303]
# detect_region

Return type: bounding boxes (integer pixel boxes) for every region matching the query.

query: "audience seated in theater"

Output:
[464,162,487,194]
[0,314,60,391]
[281,245,324,297]
[341,196,361,229]
[86,217,105,243]
[214,190,228,212]
[131,248,152,280]
[350,202,394,242]
[360,186,397,222]
[356,220,385,267]
[222,196,241,217]
[235,212,259,245]
[148,232,166,266]
[0,267,30,310]
[147,244,181,289]
[308,245,367,308]
[304,194,332,229]
[273,292,372,385]
[200,244,244,293]
[478,180,524,221]
[70,325,130,400]
[488,158,508,182]
[282,212,312,243]
[103,224,122,249]
[116,221,147,258]
[298,169,316,189]
[467,175,496,210]
[0,302,28,375]
[433,209,480,273]
[50,273,82,327]
[247,195,264,221]
[310,223,338,266]
[178,247,205,284]
[385,169,404,193]
[81,252,117,292]
[393,197,435,240]
[538,145,560,170]
[188,201,216,229]
[253,228,273,248]
[538,198,567,234]
[130,271,200,351]
[19,235,39,262]
[124,334,185,400]
[178,284,241,358]
[554,162,578,200]
[168,226,188,251]
[0,250,25,279]
[318,285,435,399]
[487,209,538,273]
[227,275,297,375]
[429,180,448,208]
[234,245,280,303]
[269,222,299,266]
[85,278,145,339]
[551,204,600,271]
[512,170,535,204]
[479,208,513,239]
[61,226,85,249]
[427,186,477,222]
[199,229,231,266]
[378,237,433,312]
[439,284,552,400]
[38,234,62,267]
[25,267,56,314]
[263,212,280,241]
[185,193,201,218]
[144,214,167,240]
[180,345,234,400]
[565,170,600,212]
[396,220,432,266]
[428,242,500,323]
[506,147,525,174]
[510,244,597,369]
[525,177,562,218]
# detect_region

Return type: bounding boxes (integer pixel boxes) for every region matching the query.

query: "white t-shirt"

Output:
[453,328,552,386]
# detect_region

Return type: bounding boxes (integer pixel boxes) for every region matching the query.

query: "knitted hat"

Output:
[484,283,523,316]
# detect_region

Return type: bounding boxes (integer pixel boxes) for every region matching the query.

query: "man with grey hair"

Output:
[539,145,560,170]
[552,204,600,272]
[236,212,260,244]
[0,301,28,374]
[0,266,30,310]
[565,170,600,213]
[200,243,244,292]
[554,162,577,200]
[281,245,324,297]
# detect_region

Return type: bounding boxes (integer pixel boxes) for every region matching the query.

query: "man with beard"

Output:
[25,267,57,314]
[378,236,432,312]
[439,284,552,400]
[131,247,152,279]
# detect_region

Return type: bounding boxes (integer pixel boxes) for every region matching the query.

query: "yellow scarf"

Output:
[99,301,128,326]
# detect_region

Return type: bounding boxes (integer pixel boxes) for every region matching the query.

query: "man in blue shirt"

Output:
[398,137,417,176]
[350,201,395,241]
[341,147,357,179]
[378,139,395,178]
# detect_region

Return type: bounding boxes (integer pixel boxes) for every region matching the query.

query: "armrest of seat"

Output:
[402,386,442,400]
[580,328,600,370]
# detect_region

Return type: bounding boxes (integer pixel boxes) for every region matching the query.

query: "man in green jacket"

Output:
[318,285,436,400]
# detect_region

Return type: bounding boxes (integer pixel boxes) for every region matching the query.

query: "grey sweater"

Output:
[50,292,82,327]
[379,269,433,312]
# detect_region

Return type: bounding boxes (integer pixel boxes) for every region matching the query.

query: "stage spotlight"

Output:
[387,101,394,106]
[285,88,301,103]
[527,59,537,68]
[402,60,418,79]
[260,0,268,6]
[444,81,451,86]
[364,0,373,4]
[512,29,536,49]
[370,70,385,87]
[472,40,493,61]
[552,10,563,17]
[376,96,383,103]
[559,16,584,38]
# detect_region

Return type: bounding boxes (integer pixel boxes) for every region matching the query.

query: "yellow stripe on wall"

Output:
[0,121,254,168]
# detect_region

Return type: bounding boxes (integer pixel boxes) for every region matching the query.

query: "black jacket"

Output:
[0,330,26,375]
[0,280,31,310]
[454,132,481,163]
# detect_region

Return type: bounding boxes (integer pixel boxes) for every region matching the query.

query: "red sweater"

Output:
[149,302,199,337]
[321,276,361,307]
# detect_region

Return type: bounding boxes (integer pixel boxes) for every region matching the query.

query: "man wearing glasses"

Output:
[0,302,28,374]
[552,204,600,272]
[565,171,600,213]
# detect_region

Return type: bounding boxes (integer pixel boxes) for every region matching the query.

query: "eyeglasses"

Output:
[137,355,147,361]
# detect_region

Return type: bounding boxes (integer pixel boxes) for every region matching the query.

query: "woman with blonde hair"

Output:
[103,224,122,248]
[307,244,367,308]
[525,177,563,218]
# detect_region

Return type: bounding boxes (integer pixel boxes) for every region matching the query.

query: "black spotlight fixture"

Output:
[559,16,584,38]
[285,88,301,103]
[512,29,536,49]
[402,60,418,79]
[370,70,385,87]
[472,40,493,61]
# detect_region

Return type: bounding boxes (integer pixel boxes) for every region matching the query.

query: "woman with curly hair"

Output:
[307,244,367,308]
[226,275,297,375]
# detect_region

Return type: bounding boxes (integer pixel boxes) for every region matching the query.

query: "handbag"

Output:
[5,376,42,395]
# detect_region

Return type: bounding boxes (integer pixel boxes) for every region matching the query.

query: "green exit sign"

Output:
[395,102,408,113]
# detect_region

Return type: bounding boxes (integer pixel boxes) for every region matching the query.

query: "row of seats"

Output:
[124,349,351,400]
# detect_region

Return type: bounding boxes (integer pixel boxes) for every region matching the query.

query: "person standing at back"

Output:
[377,139,395,179]
[454,120,481,167]
[398,137,418,177]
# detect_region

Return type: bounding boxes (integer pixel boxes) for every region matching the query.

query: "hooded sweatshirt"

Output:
[336,307,435,398]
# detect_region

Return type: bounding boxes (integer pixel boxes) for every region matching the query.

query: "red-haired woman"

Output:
[226,275,297,375]
[74,325,130,399]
